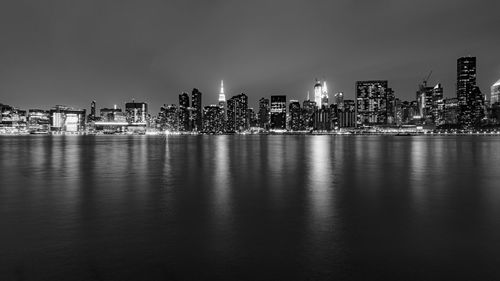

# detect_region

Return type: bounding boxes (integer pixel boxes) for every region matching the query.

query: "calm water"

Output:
[1,135,500,280]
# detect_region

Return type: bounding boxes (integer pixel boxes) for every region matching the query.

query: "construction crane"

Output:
[423,70,433,87]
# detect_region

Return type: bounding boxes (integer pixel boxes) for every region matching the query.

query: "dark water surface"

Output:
[1,135,500,280]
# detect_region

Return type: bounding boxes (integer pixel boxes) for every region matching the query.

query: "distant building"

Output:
[27,109,50,131]
[338,100,356,128]
[444,98,459,125]
[159,104,178,131]
[333,92,344,109]
[289,100,301,131]
[203,105,224,133]
[456,56,484,128]
[191,88,203,131]
[218,80,226,120]
[258,97,270,130]
[227,93,248,132]
[302,99,316,130]
[433,84,445,125]
[270,95,286,130]
[50,105,86,132]
[321,81,329,108]
[125,101,148,123]
[88,100,97,122]
[314,79,322,108]
[178,93,190,131]
[355,80,392,126]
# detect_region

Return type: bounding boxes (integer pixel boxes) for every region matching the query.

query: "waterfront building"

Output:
[218,80,226,120]
[258,97,270,130]
[191,88,203,131]
[49,105,86,132]
[270,95,286,130]
[338,100,356,128]
[355,80,391,126]
[289,100,301,131]
[247,108,258,128]
[433,84,445,125]
[444,98,459,125]
[456,56,484,128]
[178,93,190,131]
[27,109,50,131]
[334,92,344,110]
[203,105,225,133]
[321,81,329,108]
[88,100,97,122]
[302,99,316,130]
[227,93,248,132]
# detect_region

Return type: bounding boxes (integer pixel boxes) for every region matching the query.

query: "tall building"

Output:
[321,81,329,108]
[338,100,356,128]
[191,88,203,131]
[258,97,270,129]
[218,80,226,118]
[203,105,224,133]
[50,105,86,132]
[456,56,482,128]
[314,79,322,108]
[355,80,391,126]
[433,83,445,125]
[159,104,178,131]
[178,93,190,131]
[302,99,316,130]
[88,100,97,122]
[333,92,344,109]
[416,81,434,123]
[270,95,286,130]
[491,79,500,105]
[226,93,248,132]
[444,98,459,125]
[125,101,148,123]
[289,100,301,131]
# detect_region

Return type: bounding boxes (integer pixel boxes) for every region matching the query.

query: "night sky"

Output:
[1,0,499,113]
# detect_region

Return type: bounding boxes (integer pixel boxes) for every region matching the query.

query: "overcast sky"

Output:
[1,0,499,113]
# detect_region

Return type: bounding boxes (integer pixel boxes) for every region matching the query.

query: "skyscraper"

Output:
[321,81,329,108]
[289,100,301,131]
[125,101,148,123]
[258,97,270,129]
[226,93,248,132]
[433,83,445,125]
[88,100,96,122]
[218,80,226,119]
[178,92,190,131]
[270,95,286,130]
[191,88,203,131]
[456,56,478,127]
[314,79,322,108]
[203,105,224,133]
[355,80,390,126]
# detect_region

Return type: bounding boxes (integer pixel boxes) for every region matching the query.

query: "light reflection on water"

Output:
[1,135,500,280]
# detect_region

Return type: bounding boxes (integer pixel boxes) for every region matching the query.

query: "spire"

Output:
[323,81,328,94]
[218,80,226,102]
[307,91,310,100]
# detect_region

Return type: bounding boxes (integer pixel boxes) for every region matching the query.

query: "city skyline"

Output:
[0,0,499,112]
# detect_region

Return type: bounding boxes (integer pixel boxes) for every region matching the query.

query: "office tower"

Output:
[27,109,50,131]
[100,107,123,122]
[125,101,148,123]
[456,56,479,127]
[191,88,203,131]
[203,105,224,133]
[258,97,270,129]
[432,83,445,125]
[88,100,96,121]
[321,81,329,108]
[178,92,190,131]
[490,79,500,105]
[226,93,248,132]
[270,95,286,130]
[314,79,322,108]
[302,99,316,130]
[289,100,301,131]
[159,104,178,131]
[355,80,390,126]
[416,80,434,124]
[247,108,258,128]
[386,88,396,124]
[218,80,226,119]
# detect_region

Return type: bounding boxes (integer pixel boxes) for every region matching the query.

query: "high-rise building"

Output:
[302,99,316,130]
[355,80,391,126]
[433,83,445,125]
[321,81,329,108]
[258,97,270,129]
[50,105,86,132]
[456,56,483,128]
[444,98,459,125]
[178,93,190,131]
[191,88,203,131]
[333,92,344,109]
[338,100,356,128]
[88,100,97,122]
[203,105,224,133]
[218,80,226,119]
[159,104,178,131]
[125,101,148,123]
[490,79,500,105]
[289,100,301,131]
[314,79,322,108]
[416,82,434,123]
[227,93,248,132]
[270,95,286,130]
